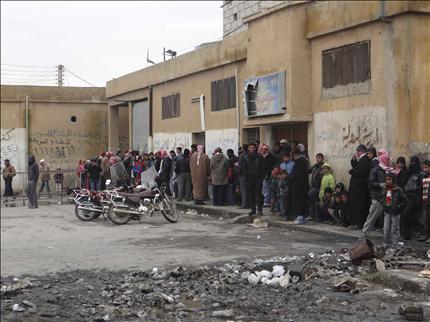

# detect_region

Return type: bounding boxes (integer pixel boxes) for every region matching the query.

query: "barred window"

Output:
[211,76,236,111]
[322,41,370,89]
[161,93,180,119]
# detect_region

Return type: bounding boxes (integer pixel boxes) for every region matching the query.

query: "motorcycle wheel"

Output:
[74,202,97,221]
[160,195,178,223]
[107,204,132,225]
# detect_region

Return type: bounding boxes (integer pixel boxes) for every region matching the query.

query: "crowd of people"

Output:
[2,138,429,251]
[70,139,430,250]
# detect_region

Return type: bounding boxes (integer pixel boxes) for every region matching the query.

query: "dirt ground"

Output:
[1,205,429,321]
[1,204,355,276]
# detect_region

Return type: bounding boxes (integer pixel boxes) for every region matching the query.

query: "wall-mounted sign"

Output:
[243,71,286,117]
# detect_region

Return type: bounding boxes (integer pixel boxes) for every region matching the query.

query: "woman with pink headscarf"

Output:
[190,145,210,205]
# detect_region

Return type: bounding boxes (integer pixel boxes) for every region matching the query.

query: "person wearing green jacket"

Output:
[319,163,336,200]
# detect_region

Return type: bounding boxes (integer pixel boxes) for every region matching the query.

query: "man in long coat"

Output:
[190,145,210,205]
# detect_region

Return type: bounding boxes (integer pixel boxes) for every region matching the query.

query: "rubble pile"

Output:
[1,250,428,321]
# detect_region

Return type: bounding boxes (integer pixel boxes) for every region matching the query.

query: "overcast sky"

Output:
[1,1,223,87]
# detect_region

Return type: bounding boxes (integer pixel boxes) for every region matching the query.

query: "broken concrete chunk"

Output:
[211,309,234,318]
[22,300,37,309]
[399,304,425,321]
[334,277,357,292]
[12,303,26,312]
[247,273,260,285]
[374,258,386,271]
[271,265,285,278]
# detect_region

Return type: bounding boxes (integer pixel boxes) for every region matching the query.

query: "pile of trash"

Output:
[1,243,429,321]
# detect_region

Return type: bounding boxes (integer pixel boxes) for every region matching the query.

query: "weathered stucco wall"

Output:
[152,62,242,134]
[246,4,312,117]
[1,85,108,190]
[409,14,430,160]
[205,128,239,156]
[152,132,192,152]
[27,101,108,170]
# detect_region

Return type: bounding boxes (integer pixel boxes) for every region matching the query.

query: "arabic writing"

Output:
[29,128,107,163]
[153,133,191,151]
[341,125,380,148]
[0,128,27,174]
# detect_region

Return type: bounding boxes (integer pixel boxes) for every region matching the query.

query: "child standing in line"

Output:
[54,168,64,193]
[382,173,405,251]
[328,192,343,225]
[316,187,334,222]
[269,167,281,215]
[278,169,289,220]
[319,163,336,201]
[340,191,352,227]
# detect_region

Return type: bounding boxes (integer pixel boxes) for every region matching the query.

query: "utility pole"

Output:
[57,64,64,86]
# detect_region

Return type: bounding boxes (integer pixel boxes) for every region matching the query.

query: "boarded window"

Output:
[322,41,370,89]
[161,93,180,119]
[211,76,236,111]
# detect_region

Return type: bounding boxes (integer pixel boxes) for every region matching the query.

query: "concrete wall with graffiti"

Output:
[205,128,239,156]
[152,132,192,152]
[0,128,27,193]
[1,85,108,190]
[313,106,387,186]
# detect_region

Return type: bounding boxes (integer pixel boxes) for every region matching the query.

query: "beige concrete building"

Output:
[107,0,430,184]
[1,85,108,191]
[222,0,293,36]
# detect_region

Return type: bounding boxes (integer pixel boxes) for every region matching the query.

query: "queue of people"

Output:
[70,141,429,249]
[4,138,428,251]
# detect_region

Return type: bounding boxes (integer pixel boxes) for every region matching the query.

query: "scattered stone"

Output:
[185,209,198,215]
[334,277,357,292]
[211,309,234,318]
[22,300,37,309]
[374,259,386,271]
[12,303,26,312]
[315,296,327,304]
[291,276,300,284]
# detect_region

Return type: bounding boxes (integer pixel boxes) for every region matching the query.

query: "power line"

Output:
[1,71,56,77]
[65,67,97,87]
[1,68,57,73]
[1,63,56,68]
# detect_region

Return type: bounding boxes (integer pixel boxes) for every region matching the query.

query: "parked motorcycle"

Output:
[73,189,113,221]
[106,182,178,225]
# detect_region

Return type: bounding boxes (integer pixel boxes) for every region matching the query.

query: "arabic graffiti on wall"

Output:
[205,128,239,156]
[341,125,380,148]
[29,128,108,168]
[1,128,27,192]
[314,106,387,184]
[152,132,192,152]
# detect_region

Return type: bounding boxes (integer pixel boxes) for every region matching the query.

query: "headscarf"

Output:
[378,148,394,172]
[159,150,168,159]
[409,156,421,175]
[197,145,204,166]
[297,143,306,153]
[259,144,270,157]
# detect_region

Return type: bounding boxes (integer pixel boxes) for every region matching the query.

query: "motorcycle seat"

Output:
[118,190,156,199]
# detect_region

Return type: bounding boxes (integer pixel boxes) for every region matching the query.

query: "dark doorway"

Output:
[272,123,308,147]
